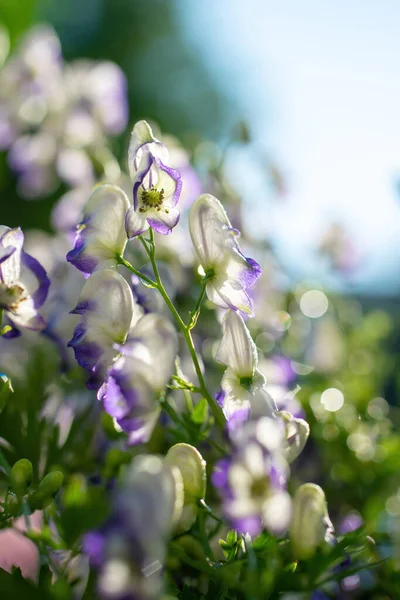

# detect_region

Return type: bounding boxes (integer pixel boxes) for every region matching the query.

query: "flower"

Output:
[0,226,50,333]
[125,120,182,238]
[216,309,276,425]
[125,150,182,238]
[277,410,310,463]
[84,454,184,599]
[290,483,334,559]
[98,313,178,445]
[68,269,134,389]
[212,421,291,537]
[67,184,130,276]
[189,194,261,315]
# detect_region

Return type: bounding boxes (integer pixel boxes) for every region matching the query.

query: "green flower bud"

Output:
[165,443,206,533]
[29,471,64,509]
[290,483,334,560]
[11,459,33,496]
[165,443,206,503]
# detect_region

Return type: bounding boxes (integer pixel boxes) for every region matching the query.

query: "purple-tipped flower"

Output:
[216,310,276,426]
[68,269,134,389]
[98,313,178,445]
[67,184,130,276]
[189,194,261,315]
[212,418,291,537]
[0,226,49,333]
[125,120,182,238]
[84,454,184,599]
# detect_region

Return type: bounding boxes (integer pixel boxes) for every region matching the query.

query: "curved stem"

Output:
[136,231,225,428]
[117,255,156,288]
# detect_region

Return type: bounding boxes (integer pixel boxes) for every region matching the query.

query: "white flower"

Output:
[216,310,277,423]
[189,194,261,315]
[68,269,134,388]
[67,184,130,276]
[125,121,182,238]
[0,226,50,333]
[98,313,178,445]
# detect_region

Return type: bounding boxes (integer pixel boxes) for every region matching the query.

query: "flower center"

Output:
[239,376,253,392]
[139,186,165,212]
[0,283,27,311]
[250,477,270,500]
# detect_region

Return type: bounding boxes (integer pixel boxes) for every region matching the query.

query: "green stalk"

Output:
[123,232,225,428]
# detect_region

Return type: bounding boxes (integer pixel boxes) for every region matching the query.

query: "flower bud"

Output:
[165,443,206,532]
[11,458,33,496]
[290,483,334,559]
[165,443,206,503]
[29,471,64,509]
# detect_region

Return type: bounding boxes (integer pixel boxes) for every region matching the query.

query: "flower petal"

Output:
[207,278,253,316]
[153,159,182,207]
[0,227,24,286]
[68,270,134,386]
[128,120,167,179]
[147,207,180,235]
[125,206,149,239]
[67,184,130,276]
[121,313,178,390]
[9,297,46,331]
[189,194,232,269]
[216,309,258,377]
[20,251,50,309]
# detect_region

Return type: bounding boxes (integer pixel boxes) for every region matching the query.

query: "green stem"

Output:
[137,230,225,429]
[117,255,156,288]
[188,279,208,330]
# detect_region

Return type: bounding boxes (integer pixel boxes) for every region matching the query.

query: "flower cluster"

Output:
[64,120,326,591]
[66,121,186,444]
[0,25,127,199]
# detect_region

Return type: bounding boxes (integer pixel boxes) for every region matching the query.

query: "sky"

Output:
[179,0,400,295]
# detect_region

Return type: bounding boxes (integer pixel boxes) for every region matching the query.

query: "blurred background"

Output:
[3,0,400,297]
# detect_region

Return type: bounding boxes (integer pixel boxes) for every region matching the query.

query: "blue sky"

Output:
[179,0,400,294]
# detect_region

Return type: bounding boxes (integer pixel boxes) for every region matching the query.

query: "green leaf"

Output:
[191,398,208,425]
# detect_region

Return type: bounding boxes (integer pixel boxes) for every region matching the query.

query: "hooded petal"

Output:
[68,270,134,385]
[128,120,167,179]
[152,159,182,208]
[216,310,257,377]
[0,227,24,286]
[132,150,154,211]
[0,246,16,265]
[67,184,130,276]
[189,194,233,269]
